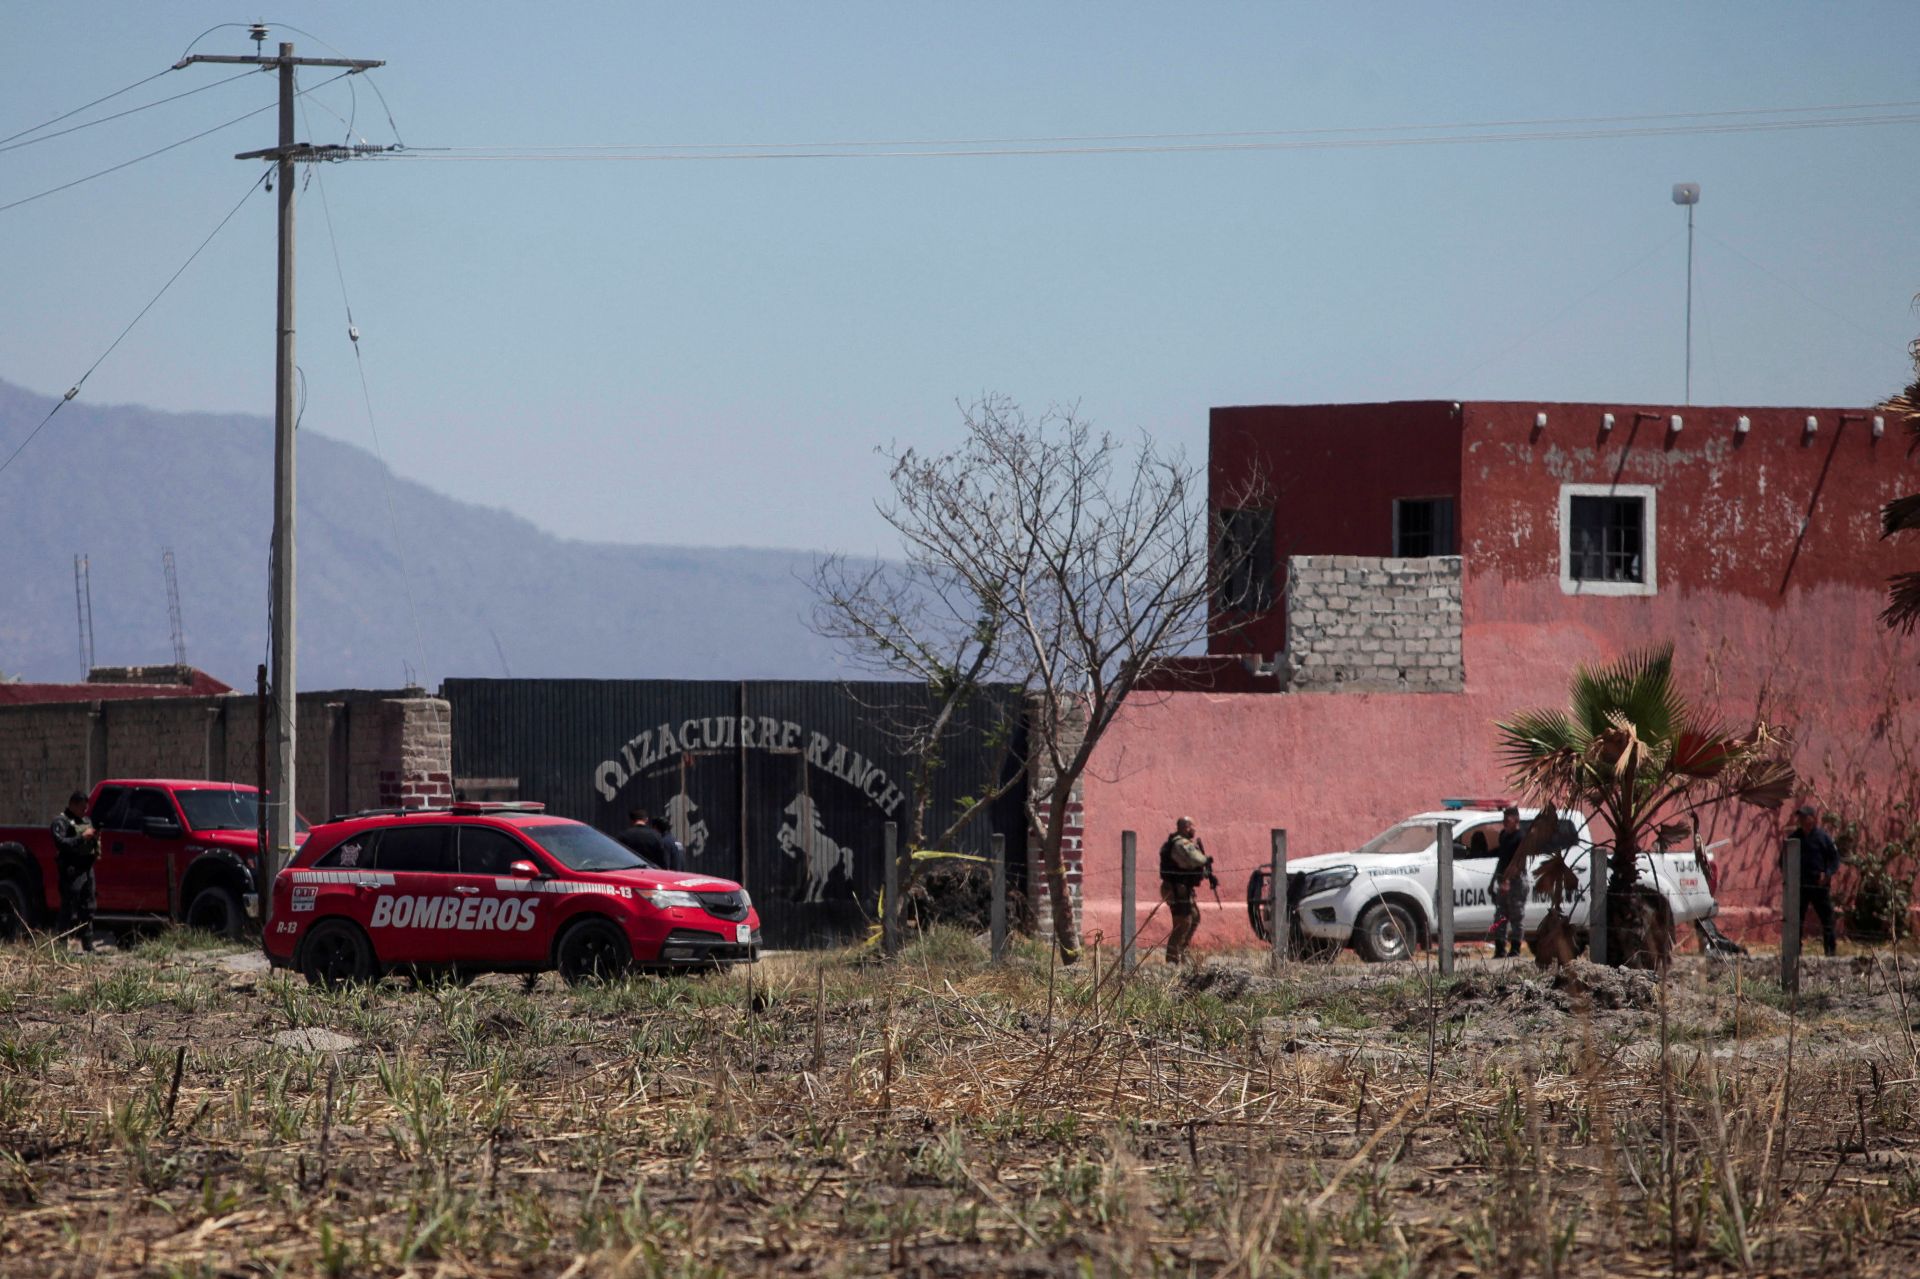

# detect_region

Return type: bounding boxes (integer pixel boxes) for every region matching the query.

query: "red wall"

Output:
[1083,400,1920,952]
[1210,401,1461,656]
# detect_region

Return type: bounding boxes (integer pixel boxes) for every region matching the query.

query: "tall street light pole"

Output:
[1672,182,1700,406]
[176,32,385,917]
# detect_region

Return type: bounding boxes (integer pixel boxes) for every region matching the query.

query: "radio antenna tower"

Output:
[163,548,187,666]
[73,554,95,676]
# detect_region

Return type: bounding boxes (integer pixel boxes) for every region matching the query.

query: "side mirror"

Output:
[508,859,543,880]
[144,816,183,839]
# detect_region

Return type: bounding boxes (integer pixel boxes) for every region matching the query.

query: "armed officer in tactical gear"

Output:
[1159,816,1216,963]
[52,791,99,952]
[1488,807,1528,959]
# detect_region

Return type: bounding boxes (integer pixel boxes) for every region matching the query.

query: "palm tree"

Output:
[1880,333,1920,633]
[1496,645,1795,967]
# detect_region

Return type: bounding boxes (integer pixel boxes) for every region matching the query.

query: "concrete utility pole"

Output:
[176,33,386,915]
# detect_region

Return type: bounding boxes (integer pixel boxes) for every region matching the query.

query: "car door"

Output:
[452,825,548,964]
[367,824,457,964]
[295,829,389,935]
[1448,821,1501,935]
[95,786,177,912]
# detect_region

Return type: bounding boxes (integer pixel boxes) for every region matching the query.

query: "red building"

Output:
[1072,400,1919,948]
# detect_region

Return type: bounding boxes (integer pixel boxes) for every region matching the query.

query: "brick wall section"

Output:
[379,698,454,810]
[1283,555,1464,692]
[0,708,96,827]
[1027,697,1087,943]
[0,689,451,824]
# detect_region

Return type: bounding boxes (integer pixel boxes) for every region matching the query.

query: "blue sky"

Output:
[2,3,1915,554]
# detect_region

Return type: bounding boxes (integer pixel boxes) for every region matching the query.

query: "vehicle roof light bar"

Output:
[326,800,548,822]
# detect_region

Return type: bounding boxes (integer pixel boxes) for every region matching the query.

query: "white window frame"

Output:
[1559,482,1657,596]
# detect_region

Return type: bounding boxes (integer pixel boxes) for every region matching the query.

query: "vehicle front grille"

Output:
[695,891,748,921]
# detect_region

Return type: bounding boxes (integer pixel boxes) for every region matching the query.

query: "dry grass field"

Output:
[1,927,1918,1277]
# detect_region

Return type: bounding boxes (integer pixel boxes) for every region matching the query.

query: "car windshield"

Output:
[174,789,309,833]
[1355,821,1439,856]
[523,823,653,872]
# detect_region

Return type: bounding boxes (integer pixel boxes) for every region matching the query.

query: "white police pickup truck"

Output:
[1282,805,1719,962]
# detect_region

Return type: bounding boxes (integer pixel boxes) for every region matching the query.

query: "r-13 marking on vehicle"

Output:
[368,894,540,931]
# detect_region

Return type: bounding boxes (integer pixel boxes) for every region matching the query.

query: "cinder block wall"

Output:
[1284,556,1464,692]
[0,690,452,825]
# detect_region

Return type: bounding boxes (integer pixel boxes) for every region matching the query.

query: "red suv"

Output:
[264,802,760,987]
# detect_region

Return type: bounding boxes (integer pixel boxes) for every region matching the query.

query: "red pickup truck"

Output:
[0,779,306,940]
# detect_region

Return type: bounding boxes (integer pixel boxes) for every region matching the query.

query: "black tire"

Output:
[300,919,378,989]
[184,883,244,939]
[1352,900,1420,963]
[0,876,33,942]
[555,916,631,986]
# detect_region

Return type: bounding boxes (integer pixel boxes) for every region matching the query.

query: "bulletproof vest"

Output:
[1160,834,1203,882]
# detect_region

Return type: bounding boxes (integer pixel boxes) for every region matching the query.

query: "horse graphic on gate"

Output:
[666,793,708,860]
[778,793,852,903]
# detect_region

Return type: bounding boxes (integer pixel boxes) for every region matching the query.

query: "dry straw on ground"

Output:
[1,927,1917,1276]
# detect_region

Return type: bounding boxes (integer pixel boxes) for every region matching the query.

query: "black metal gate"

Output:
[443,679,1026,948]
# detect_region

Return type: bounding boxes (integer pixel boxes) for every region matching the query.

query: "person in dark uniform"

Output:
[1158,816,1216,963]
[1488,807,1528,959]
[616,807,667,864]
[649,815,687,872]
[51,791,99,952]
[1790,804,1841,957]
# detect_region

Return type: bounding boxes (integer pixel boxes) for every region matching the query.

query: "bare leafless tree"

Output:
[810,552,1024,868]
[813,395,1255,960]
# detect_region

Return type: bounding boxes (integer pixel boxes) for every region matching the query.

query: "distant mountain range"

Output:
[0,378,854,688]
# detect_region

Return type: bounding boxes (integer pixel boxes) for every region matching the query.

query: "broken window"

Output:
[1215,507,1274,613]
[1393,497,1456,557]
[1568,495,1645,584]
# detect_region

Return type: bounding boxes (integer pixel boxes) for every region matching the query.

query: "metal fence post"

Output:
[1270,828,1288,971]
[1589,846,1609,966]
[1782,836,1802,994]
[882,820,900,957]
[1435,820,1455,973]
[989,833,1007,964]
[1120,831,1137,972]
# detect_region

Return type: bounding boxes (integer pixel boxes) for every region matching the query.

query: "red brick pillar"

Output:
[1027,698,1087,945]
[377,696,453,810]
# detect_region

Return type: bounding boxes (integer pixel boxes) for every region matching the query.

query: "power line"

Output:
[0,171,268,481]
[252,19,406,146]
[414,96,1920,155]
[388,113,1920,162]
[0,67,262,156]
[301,94,434,683]
[0,70,354,217]
[0,65,175,148]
